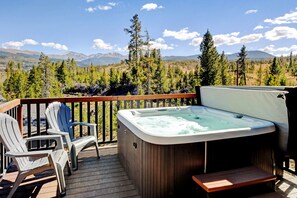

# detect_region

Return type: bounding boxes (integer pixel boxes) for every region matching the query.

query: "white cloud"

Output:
[116,45,128,52]
[264,10,297,24]
[93,39,113,50]
[141,3,163,11]
[2,39,38,49]
[86,0,94,3]
[98,5,112,10]
[148,38,174,50]
[245,9,258,14]
[260,44,297,56]
[213,32,263,46]
[85,7,97,12]
[163,28,199,40]
[23,39,38,45]
[108,2,117,6]
[41,42,68,50]
[2,41,23,49]
[253,25,264,30]
[265,26,297,41]
[190,37,203,46]
[213,32,241,46]
[240,34,263,43]
[86,2,117,12]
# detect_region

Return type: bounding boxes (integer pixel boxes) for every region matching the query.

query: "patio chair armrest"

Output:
[72,122,96,127]
[5,150,52,158]
[71,122,97,138]
[47,129,72,150]
[25,135,64,150]
[47,129,69,136]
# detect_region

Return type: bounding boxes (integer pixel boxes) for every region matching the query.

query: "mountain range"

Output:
[0,48,275,69]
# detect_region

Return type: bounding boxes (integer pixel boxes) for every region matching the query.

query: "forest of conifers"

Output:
[1,14,297,101]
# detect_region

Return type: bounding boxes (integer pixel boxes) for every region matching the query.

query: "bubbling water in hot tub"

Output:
[134,107,249,135]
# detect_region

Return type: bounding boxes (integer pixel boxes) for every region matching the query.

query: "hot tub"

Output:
[117,106,276,197]
[117,105,275,145]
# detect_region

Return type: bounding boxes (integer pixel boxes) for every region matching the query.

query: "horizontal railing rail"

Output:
[0,93,197,173]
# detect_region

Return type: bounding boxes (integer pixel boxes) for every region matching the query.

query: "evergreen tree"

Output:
[237,45,247,85]
[167,65,176,92]
[256,64,263,86]
[3,62,27,100]
[152,51,168,94]
[199,30,219,85]
[26,65,44,98]
[89,63,98,86]
[57,60,68,85]
[270,57,281,76]
[69,58,77,84]
[38,53,51,97]
[124,14,143,65]
[120,70,132,86]
[219,51,230,85]
[265,57,283,86]
[109,68,120,89]
[124,14,145,93]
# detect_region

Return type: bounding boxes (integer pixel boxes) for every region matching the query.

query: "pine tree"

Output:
[153,51,168,94]
[256,64,263,86]
[199,30,219,85]
[124,14,143,65]
[57,60,68,85]
[26,65,44,98]
[237,45,248,85]
[124,14,145,93]
[219,51,230,85]
[38,53,51,97]
[109,68,120,89]
[89,63,98,86]
[2,62,27,100]
[265,57,282,86]
[69,58,77,84]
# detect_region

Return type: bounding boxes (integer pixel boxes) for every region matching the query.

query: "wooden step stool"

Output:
[192,166,277,197]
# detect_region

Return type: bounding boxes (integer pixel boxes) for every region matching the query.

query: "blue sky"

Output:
[1,0,297,56]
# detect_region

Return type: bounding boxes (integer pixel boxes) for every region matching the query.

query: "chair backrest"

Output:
[45,102,74,139]
[0,113,29,170]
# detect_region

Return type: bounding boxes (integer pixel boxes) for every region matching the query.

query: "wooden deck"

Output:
[0,146,297,198]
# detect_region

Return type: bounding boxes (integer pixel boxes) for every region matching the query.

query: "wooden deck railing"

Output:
[0,93,197,173]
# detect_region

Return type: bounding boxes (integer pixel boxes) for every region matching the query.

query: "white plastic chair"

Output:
[45,102,100,170]
[0,113,71,198]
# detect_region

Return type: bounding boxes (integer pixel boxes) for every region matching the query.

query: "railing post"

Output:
[17,104,23,136]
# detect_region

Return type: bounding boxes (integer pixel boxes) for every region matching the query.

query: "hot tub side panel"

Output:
[117,120,205,197]
[117,120,276,197]
[207,133,276,174]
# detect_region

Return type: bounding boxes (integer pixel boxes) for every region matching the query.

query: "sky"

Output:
[1,0,297,56]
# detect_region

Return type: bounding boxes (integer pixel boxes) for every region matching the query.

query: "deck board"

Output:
[0,146,297,197]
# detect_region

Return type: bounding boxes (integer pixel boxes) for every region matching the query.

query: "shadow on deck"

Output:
[0,146,297,198]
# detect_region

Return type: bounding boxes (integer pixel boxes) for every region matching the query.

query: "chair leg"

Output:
[7,173,26,198]
[95,142,100,159]
[67,160,72,176]
[54,165,66,196]
[0,168,8,183]
[71,148,78,171]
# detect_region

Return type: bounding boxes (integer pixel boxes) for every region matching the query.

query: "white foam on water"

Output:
[135,115,208,135]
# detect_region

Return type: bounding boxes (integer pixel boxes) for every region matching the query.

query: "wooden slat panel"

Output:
[102,101,106,142]
[109,101,113,142]
[87,102,91,135]
[192,166,276,193]
[79,102,83,137]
